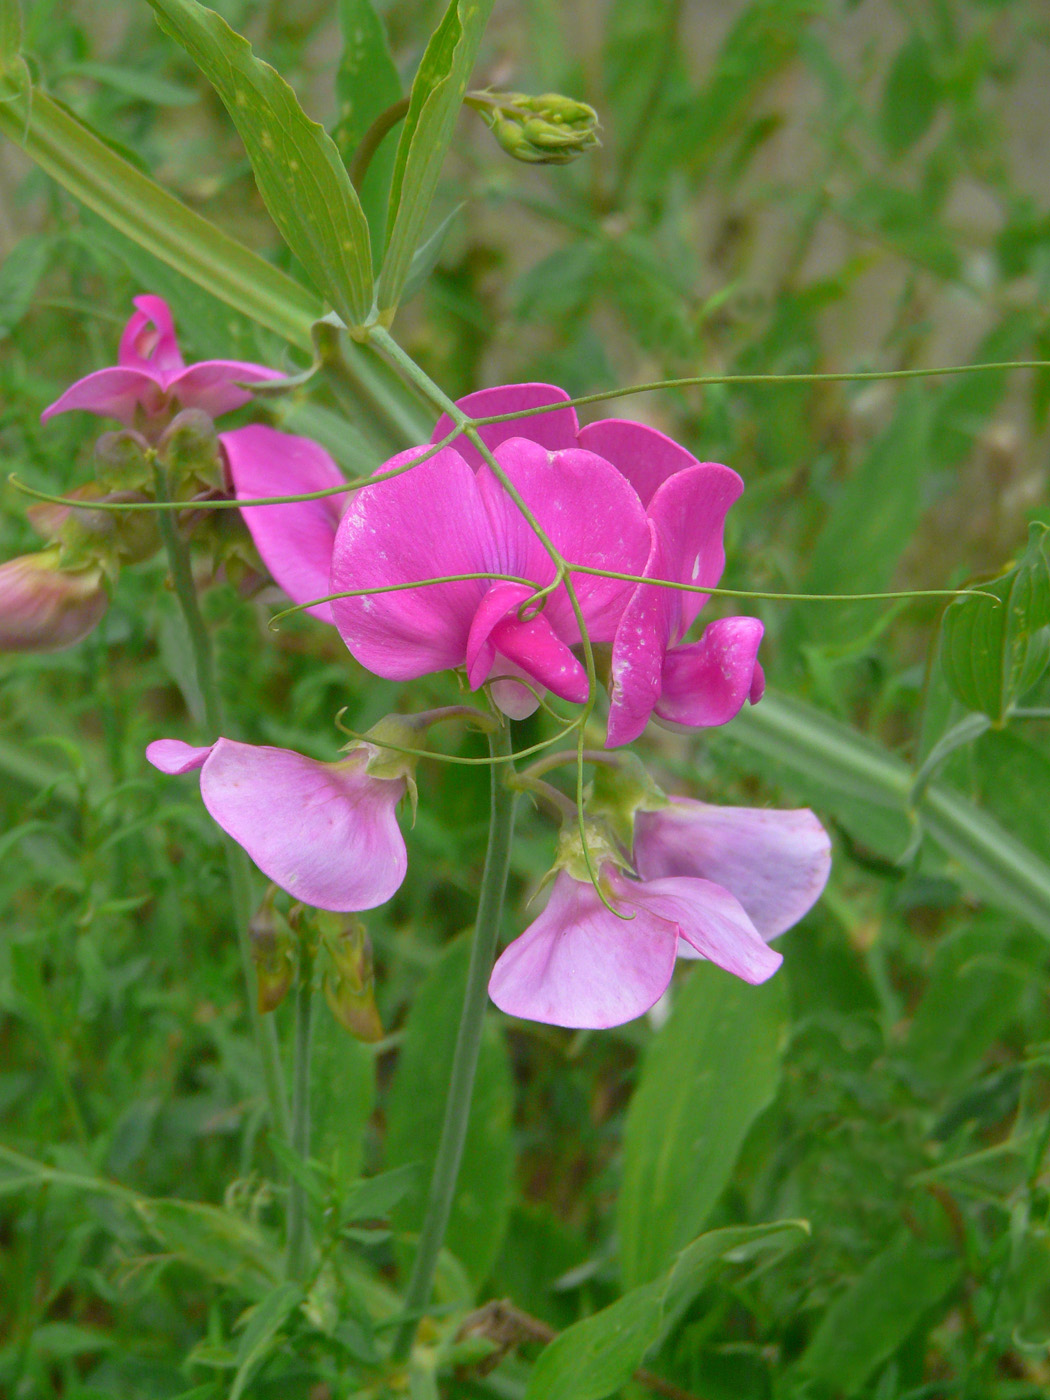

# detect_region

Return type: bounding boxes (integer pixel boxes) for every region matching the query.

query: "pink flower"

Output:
[329,429,651,716]
[0,552,108,652]
[433,384,763,738]
[488,864,782,1030]
[42,296,282,427]
[488,799,830,1029]
[146,737,407,912]
[221,425,349,623]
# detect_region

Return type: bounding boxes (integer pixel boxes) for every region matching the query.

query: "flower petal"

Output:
[119,296,185,379]
[635,799,831,941]
[170,360,283,418]
[465,580,589,702]
[199,739,406,911]
[223,425,347,622]
[577,418,699,508]
[488,871,679,1029]
[146,739,215,774]
[430,383,579,468]
[617,870,782,984]
[41,367,166,425]
[331,447,498,678]
[654,616,765,728]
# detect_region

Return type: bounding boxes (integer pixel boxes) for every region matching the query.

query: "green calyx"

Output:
[317,912,383,1043]
[585,752,669,850]
[550,816,628,886]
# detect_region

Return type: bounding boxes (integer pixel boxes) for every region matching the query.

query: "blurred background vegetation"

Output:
[3,1,1050,1396]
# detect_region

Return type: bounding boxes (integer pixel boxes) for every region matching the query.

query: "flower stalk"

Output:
[285,934,315,1281]
[391,719,517,1360]
[152,461,291,1145]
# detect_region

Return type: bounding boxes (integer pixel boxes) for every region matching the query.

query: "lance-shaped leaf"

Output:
[378,0,494,315]
[146,0,373,327]
[335,0,402,254]
[0,64,318,348]
[940,523,1050,721]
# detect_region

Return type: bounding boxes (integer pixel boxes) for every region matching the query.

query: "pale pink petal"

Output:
[654,617,765,728]
[488,870,679,1029]
[0,555,108,651]
[118,296,185,379]
[635,799,831,940]
[479,439,651,641]
[222,425,347,622]
[199,739,406,911]
[576,418,699,508]
[146,739,215,775]
[331,448,499,678]
[40,367,166,425]
[430,383,579,469]
[617,870,782,983]
[170,360,284,417]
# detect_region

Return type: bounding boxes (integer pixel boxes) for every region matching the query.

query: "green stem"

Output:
[285,942,315,1281]
[152,465,291,1145]
[348,95,411,189]
[391,721,517,1360]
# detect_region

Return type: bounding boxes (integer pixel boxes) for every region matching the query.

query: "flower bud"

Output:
[319,914,383,1043]
[157,408,224,496]
[484,92,600,165]
[0,550,108,652]
[249,888,296,1013]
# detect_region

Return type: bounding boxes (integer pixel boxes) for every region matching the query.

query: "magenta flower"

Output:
[488,863,782,1030]
[221,425,348,623]
[330,432,651,716]
[42,296,282,427]
[0,552,108,652]
[147,737,407,912]
[431,383,764,740]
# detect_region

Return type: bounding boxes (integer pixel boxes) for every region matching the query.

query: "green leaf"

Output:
[0,0,22,67]
[941,523,1050,721]
[881,31,938,156]
[801,1229,960,1393]
[334,0,402,254]
[400,203,462,304]
[133,1198,281,1298]
[0,75,318,347]
[229,1282,303,1400]
[524,1221,807,1400]
[310,1008,375,1183]
[146,0,372,326]
[384,933,513,1289]
[378,0,494,314]
[617,962,788,1289]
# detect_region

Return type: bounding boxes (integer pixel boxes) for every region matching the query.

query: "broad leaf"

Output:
[618,962,788,1289]
[229,1283,303,1400]
[378,0,494,314]
[384,933,513,1288]
[940,523,1050,720]
[147,0,373,326]
[524,1221,807,1400]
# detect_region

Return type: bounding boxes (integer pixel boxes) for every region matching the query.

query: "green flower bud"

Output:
[0,548,109,653]
[482,90,600,165]
[319,914,383,1043]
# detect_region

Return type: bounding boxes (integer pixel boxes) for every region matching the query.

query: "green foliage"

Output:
[145,0,373,326]
[4,0,1050,1396]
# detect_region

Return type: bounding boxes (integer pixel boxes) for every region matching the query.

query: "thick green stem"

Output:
[153,466,291,1145]
[285,943,315,1280]
[392,721,517,1360]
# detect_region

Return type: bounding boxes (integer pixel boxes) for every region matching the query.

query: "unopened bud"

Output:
[319,914,383,1043]
[157,409,223,496]
[0,550,108,652]
[484,91,600,165]
[249,889,296,1013]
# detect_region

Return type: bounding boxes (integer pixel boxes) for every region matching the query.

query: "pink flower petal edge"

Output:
[634,798,832,941]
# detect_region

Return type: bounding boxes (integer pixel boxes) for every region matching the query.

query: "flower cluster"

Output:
[23,297,831,1030]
